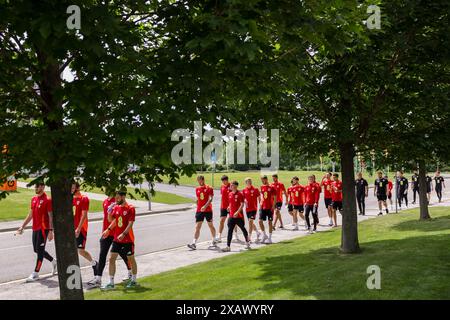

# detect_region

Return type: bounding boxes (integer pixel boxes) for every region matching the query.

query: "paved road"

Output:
[1,179,449,284]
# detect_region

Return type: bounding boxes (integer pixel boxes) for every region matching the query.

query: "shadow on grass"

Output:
[255,233,450,299]
[392,213,450,232]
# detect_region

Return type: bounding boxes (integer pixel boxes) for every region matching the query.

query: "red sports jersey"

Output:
[292,184,305,205]
[112,203,135,243]
[287,186,294,204]
[331,180,343,202]
[260,185,276,210]
[31,193,52,231]
[304,183,320,205]
[220,183,231,209]
[102,197,116,233]
[73,195,89,234]
[228,191,244,219]
[242,186,260,212]
[196,185,214,212]
[388,181,393,191]
[321,178,333,199]
[271,181,286,202]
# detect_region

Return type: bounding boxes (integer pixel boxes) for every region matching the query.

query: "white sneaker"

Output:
[222,246,231,252]
[87,278,101,287]
[256,232,261,243]
[51,259,58,275]
[122,273,132,282]
[216,237,222,243]
[265,238,273,244]
[293,226,299,231]
[26,272,39,283]
[245,242,251,249]
[261,234,268,244]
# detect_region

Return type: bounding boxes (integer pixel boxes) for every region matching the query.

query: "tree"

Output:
[370,0,450,220]
[0,0,201,299]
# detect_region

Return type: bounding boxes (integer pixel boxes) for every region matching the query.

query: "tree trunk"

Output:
[51,178,84,300]
[38,51,84,299]
[418,160,431,220]
[339,142,360,253]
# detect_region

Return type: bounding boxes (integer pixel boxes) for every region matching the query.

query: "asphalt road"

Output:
[1,181,448,284]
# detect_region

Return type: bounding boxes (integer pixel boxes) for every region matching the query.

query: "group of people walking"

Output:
[355,170,445,216]
[13,169,445,290]
[187,173,345,252]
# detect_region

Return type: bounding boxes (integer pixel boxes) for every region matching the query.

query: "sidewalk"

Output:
[2,197,447,300]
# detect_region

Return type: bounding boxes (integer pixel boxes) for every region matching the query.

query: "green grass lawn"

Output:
[0,188,104,222]
[87,207,450,300]
[85,187,193,205]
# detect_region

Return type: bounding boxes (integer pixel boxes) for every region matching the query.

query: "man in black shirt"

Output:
[374,171,389,216]
[396,171,409,209]
[434,171,445,203]
[426,174,433,204]
[411,170,419,204]
[355,172,368,215]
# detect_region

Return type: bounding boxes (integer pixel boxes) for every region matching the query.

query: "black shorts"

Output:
[32,229,49,253]
[293,205,304,212]
[259,209,274,221]
[377,194,387,201]
[76,232,87,249]
[111,241,135,256]
[275,202,283,210]
[324,198,332,208]
[246,210,257,220]
[287,204,293,212]
[195,211,213,222]
[220,208,229,218]
[332,201,343,211]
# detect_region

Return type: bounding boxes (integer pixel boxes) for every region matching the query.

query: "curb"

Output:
[0,204,195,234]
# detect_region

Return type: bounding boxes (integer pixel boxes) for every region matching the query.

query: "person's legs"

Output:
[404,193,408,207]
[312,207,319,231]
[361,196,366,215]
[356,194,363,214]
[107,252,118,284]
[97,236,112,278]
[218,216,227,239]
[304,205,311,230]
[236,219,249,242]
[227,218,236,247]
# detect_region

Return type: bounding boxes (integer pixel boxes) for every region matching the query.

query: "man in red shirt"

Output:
[287,179,295,225]
[386,175,394,211]
[331,173,343,227]
[16,182,57,282]
[242,177,261,242]
[88,190,131,287]
[222,181,250,252]
[101,190,138,290]
[187,176,218,250]
[271,174,287,230]
[217,175,231,243]
[72,182,98,280]
[290,176,305,231]
[259,175,276,244]
[321,172,333,226]
[304,176,321,233]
